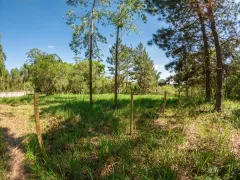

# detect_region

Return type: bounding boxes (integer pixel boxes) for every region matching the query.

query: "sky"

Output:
[0,0,172,79]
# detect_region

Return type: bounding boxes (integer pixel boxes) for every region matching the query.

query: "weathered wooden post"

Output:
[130,92,134,136]
[34,88,44,151]
[163,91,167,115]
[178,90,181,105]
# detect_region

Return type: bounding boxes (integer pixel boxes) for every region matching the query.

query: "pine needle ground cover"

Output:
[0,94,239,179]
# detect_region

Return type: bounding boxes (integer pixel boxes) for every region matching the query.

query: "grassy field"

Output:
[0,94,240,179]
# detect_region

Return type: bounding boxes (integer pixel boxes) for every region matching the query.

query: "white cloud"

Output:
[153,64,175,79]
[105,66,108,72]
[154,64,165,71]
[107,44,112,48]
[48,45,55,49]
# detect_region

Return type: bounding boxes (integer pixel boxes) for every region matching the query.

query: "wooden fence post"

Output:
[34,89,44,151]
[130,92,134,136]
[178,91,181,105]
[186,87,189,99]
[163,91,167,115]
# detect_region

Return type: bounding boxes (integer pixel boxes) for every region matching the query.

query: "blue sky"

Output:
[0,0,172,79]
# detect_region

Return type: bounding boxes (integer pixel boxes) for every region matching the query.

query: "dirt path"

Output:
[0,104,34,180]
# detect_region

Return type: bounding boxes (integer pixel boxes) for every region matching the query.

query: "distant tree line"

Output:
[0,35,25,91]
[0,41,160,95]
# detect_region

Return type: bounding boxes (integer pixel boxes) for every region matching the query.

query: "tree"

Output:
[201,0,239,111]
[107,39,134,93]
[196,2,211,102]
[26,48,46,64]
[132,43,158,94]
[26,49,66,95]
[20,63,31,90]
[146,0,240,111]
[0,34,6,77]
[23,48,111,95]
[147,0,213,102]
[66,0,109,105]
[204,0,222,110]
[10,68,23,90]
[0,34,8,92]
[71,60,105,94]
[108,0,147,108]
[225,58,240,100]
[107,42,159,94]
[0,69,11,92]
[55,62,73,93]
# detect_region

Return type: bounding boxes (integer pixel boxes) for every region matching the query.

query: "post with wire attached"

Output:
[163,91,167,115]
[178,90,181,105]
[130,92,134,136]
[34,88,44,151]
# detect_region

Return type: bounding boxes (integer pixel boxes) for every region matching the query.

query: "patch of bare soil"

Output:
[0,104,34,180]
[232,130,240,159]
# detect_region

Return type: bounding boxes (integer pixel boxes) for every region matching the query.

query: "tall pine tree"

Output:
[66,0,110,105]
[133,43,158,94]
[147,0,240,111]
[107,39,134,93]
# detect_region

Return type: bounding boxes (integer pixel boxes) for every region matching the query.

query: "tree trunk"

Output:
[0,77,2,91]
[114,6,122,109]
[114,25,120,109]
[205,0,223,111]
[197,4,211,102]
[89,0,96,105]
[130,93,134,135]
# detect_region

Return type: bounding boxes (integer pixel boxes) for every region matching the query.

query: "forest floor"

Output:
[0,94,239,179]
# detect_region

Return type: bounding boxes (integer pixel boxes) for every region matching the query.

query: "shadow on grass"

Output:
[1,95,239,179]
[0,127,29,179]
[230,109,240,128]
[0,127,10,177]
[23,95,180,179]
[26,128,177,179]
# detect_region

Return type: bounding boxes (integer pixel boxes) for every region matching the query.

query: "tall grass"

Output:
[0,94,239,179]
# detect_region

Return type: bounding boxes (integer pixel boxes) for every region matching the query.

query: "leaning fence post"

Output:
[130,92,134,136]
[34,88,44,151]
[163,91,167,115]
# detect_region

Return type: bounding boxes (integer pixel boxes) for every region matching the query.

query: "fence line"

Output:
[0,91,32,98]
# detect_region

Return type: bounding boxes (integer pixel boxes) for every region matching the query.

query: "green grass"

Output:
[0,94,240,179]
[0,128,9,178]
[0,94,34,105]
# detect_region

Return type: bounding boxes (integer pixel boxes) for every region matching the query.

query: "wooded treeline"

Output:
[0,42,159,95]
[147,0,240,111]
[1,0,240,112]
